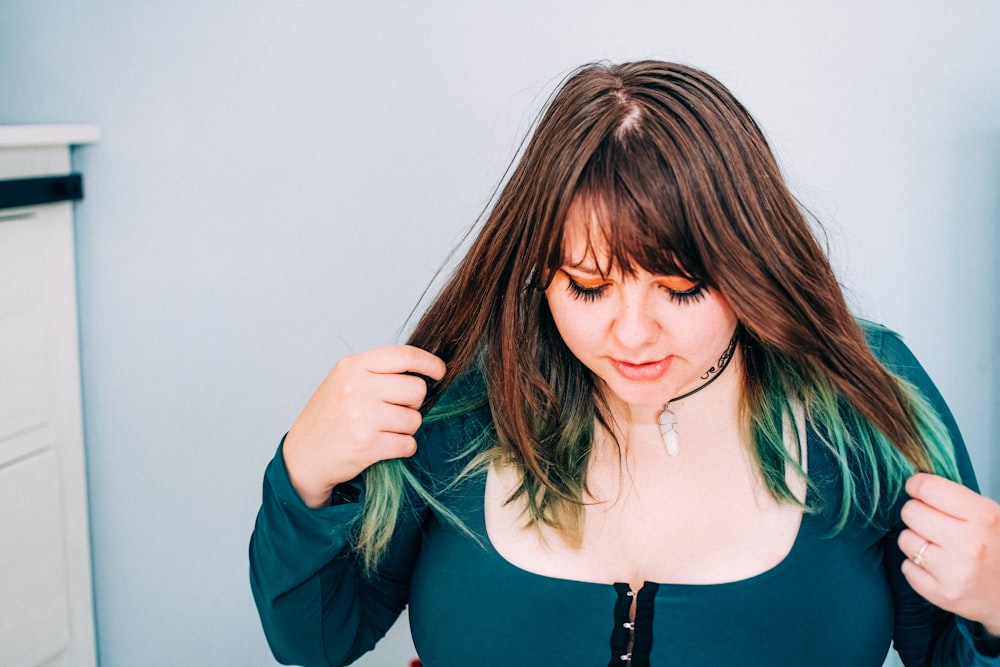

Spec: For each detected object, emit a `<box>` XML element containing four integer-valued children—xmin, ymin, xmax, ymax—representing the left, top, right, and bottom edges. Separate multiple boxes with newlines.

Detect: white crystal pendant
<box><xmin>657</xmin><ymin>406</ymin><xmax>680</xmax><ymax>457</ymax></box>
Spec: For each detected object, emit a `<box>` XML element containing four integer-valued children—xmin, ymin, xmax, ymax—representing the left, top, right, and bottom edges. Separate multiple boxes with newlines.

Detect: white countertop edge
<box><xmin>0</xmin><ymin>125</ymin><xmax>100</xmax><ymax>148</ymax></box>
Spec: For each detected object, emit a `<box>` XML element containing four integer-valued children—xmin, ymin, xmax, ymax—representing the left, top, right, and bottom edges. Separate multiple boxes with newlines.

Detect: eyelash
<box><xmin>565</xmin><ymin>280</ymin><xmax>606</xmax><ymax>303</ymax></box>
<box><xmin>565</xmin><ymin>278</ymin><xmax>707</xmax><ymax>304</ymax></box>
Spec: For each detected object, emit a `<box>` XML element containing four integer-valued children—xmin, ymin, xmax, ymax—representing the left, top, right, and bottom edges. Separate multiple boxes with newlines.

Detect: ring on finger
<box><xmin>913</xmin><ymin>541</ymin><xmax>929</xmax><ymax>568</ymax></box>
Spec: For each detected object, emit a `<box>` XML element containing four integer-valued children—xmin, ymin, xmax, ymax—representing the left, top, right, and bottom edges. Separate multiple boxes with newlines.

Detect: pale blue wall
<box><xmin>1</xmin><ymin>2</ymin><xmax>997</xmax><ymax>665</ymax></box>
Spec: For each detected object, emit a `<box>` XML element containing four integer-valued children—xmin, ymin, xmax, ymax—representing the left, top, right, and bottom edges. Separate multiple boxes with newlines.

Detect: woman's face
<box><xmin>544</xmin><ymin>206</ymin><xmax>739</xmax><ymax>417</ymax></box>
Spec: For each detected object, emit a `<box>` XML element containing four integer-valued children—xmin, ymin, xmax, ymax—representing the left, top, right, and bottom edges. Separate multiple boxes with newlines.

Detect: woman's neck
<box><xmin>602</xmin><ymin>348</ymin><xmax>744</xmax><ymax>444</ymax></box>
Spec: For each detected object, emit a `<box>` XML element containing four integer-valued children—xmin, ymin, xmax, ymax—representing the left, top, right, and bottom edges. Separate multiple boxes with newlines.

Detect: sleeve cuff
<box><xmin>251</xmin><ymin>439</ymin><xmax>364</xmax><ymax>596</ymax></box>
<box><xmin>958</xmin><ymin>617</ymin><xmax>1000</xmax><ymax>663</ymax></box>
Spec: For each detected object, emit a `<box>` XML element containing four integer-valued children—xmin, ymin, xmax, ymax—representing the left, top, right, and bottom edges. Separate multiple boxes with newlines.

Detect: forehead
<box><xmin>559</xmin><ymin>199</ymin><xmax>610</xmax><ymax>269</ymax></box>
<box><xmin>555</xmin><ymin>195</ymin><xmax>698</xmax><ymax>281</ymax></box>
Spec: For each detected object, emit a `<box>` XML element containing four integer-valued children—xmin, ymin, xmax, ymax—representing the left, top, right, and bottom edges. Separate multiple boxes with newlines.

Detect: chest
<box><xmin>483</xmin><ymin>430</ymin><xmax>806</xmax><ymax>591</ymax></box>
<box><xmin>408</xmin><ymin>434</ymin><xmax>894</xmax><ymax>667</ymax></box>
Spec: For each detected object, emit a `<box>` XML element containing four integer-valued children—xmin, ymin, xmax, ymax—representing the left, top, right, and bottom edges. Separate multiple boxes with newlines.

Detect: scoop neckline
<box><xmin>476</xmin><ymin>434</ymin><xmax>816</xmax><ymax>591</ymax></box>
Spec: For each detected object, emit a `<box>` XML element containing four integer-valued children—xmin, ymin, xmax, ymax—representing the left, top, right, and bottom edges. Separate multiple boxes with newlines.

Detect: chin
<box><xmin>601</xmin><ymin>382</ymin><xmax>670</xmax><ymax>411</ymax></box>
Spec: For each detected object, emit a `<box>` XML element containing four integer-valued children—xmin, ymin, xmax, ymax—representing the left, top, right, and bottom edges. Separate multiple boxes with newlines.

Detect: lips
<box><xmin>610</xmin><ymin>357</ymin><xmax>672</xmax><ymax>382</ymax></box>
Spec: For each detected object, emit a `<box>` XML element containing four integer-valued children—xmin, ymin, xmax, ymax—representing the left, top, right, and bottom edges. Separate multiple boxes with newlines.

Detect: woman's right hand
<box><xmin>282</xmin><ymin>345</ymin><xmax>447</xmax><ymax>508</ymax></box>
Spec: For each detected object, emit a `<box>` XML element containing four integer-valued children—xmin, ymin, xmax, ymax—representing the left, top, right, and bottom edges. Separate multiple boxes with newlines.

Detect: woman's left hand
<box><xmin>899</xmin><ymin>472</ymin><xmax>1000</xmax><ymax>636</ymax></box>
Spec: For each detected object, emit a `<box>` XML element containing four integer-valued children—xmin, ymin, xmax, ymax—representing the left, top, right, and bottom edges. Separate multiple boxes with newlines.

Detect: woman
<box><xmin>250</xmin><ymin>61</ymin><xmax>1000</xmax><ymax>666</ymax></box>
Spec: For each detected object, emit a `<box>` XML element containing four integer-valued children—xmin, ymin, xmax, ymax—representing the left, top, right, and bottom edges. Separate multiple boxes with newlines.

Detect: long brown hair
<box><xmin>357</xmin><ymin>61</ymin><xmax>951</xmax><ymax>564</ymax></box>
<box><xmin>418</xmin><ymin>60</ymin><xmax>932</xmax><ymax>452</ymax></box>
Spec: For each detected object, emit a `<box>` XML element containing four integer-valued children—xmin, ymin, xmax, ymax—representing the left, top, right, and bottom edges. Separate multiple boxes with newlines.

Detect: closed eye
<box><xmin>565</xmin><ymin>276</ymin><xmax>608</xmax><ymax>302</ymax></box>
<box><xmin>665</xmin><ymin>282</ymin><xmax>706</xmax><ymax>305</ymax></box>
<box><xmin>654</xmin><ymin>275</ymin><xmax>707</xmax><ymax>305</ymax></box>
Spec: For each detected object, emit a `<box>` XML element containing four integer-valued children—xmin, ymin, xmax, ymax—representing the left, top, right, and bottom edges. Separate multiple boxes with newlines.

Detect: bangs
<box><xmin>547</xmin><ymin>128</ymin><xmax>708</xmax><ymax>283</ymax></box>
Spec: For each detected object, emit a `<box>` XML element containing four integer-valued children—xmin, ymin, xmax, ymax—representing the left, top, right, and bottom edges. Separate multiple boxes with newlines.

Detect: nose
<box><xmin>610</xmin><ymin>289</ymin><xmax>660</xmax><ymax>350</ymax></box>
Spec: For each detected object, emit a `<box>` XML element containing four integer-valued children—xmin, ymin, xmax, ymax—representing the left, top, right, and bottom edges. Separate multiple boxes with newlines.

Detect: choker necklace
<box><xmin>657</xmin><ymin>330</ymin><xmax>739</xmax><ymax>457</ymax></box>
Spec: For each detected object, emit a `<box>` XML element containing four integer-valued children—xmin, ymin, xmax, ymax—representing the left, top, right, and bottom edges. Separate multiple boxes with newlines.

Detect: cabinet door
<box><xmin>0</xmin><ymin>446</ymin><xmax>71</xmax><ymax>666</ymax></box>
<box><xmin>0</xmin><ymin>203</ymin><xmax>95</xmax><ymax>667</ymax></box>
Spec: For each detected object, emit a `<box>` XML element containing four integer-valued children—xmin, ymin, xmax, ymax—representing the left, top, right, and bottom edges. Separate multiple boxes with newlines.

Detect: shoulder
<box><xmin>858</xmin><ymin>319</ymin><xmax>978</xmax><ymax>490</ymax></box>
<box><xmin>858</xmin><ymin>319</ymin><xmax>926</xmax><ymax>383</ymax></box>
<box><xmin>859</xmin><ymin>318</ymin><xmax>905</xmax><ymax>363</ymax></box>
<box><xmin>858</xmin><ymin>318</ymin><xmax>943</xmax><ymax>425</ymax></box>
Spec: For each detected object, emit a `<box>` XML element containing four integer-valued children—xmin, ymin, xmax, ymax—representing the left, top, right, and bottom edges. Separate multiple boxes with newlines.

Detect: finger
<box><xmin>897</xmin><ymin>528</ymin><xmax>939</xmax><ymax>576</ymax></box>
<box><xmin>900</xmin><ymin>498</ymin><xmax>966</xmax><ymax>548</ymax></box>
<box><xmin>375</xmin><ymin>403</ymin><xmax>424</xmax><ymax>437</ymax></box>
<box><xmin>371</xmin><ymin>372</ymin><xmax>432</xmax><ymax>410</ymax></box>
<box><xmin>364</xmin><ymin>345</ymin><xmax>447</xmax><ymax>380</ymax></box>
<box><xmin>905</xmin><ymin>473</ymin><xmax>980</xmax><ymax>521</ymax></box>
<box><xmin>901</xmin><ymin>556</ymin><xmax>939</xmax><ymax>603</ymax></box>
<box><xmin>371</xmin><ymin>431</ymin><xmax>419</xmax><ymax>461</ymax></box>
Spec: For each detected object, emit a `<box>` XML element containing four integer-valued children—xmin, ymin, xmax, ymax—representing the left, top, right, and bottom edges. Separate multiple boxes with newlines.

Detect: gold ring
<box><xmin>913</xmin><ymin>541</ymin><xmax>929</xmax><ymax>568</ymax></box>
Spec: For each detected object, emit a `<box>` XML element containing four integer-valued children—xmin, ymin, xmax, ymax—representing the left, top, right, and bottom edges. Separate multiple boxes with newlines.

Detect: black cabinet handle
<box><xmin>0</xmin><ymin>174</ymin><xmax>84</xmax><ymax>210</ymax></box>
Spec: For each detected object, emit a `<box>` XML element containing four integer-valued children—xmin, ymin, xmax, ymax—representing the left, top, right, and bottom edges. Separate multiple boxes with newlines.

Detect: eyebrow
<box><xmin>562</xmin><ymin>262</ymin><xmax>703</xmax><ymax>286</ymax></box>
<box><xmin>563</xmin><ymin>261</ymin><xmax>601</xmax><ymax>273</ymax></box>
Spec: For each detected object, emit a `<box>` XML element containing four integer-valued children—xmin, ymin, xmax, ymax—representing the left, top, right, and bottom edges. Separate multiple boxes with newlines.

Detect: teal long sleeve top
<box><xmin>250</xmin><ymin>326</ymin><xmax>1000</xmax><ymax>666</ymax></box>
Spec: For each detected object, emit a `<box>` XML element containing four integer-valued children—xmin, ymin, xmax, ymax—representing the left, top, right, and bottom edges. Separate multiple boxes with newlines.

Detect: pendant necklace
<box><xmin>657</xmin><ymin>330</ymin><xmax>739</xmax><ymax>457</ymax></box>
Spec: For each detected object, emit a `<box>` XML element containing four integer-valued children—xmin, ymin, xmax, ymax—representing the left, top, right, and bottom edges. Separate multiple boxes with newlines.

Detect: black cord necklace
<box><xmin>656</xmin><ymin>329</ymin><xmax>740</xmax><ymax>457</ymax></box>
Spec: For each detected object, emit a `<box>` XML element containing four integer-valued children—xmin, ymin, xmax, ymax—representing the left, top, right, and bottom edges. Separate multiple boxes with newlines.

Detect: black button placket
<box><xmin>608</xmin><ymin>583</ymin><xmax>657</xmax><ymax>666</ymax></box>
<box><xmin>631</xmin><ymin>583</ymin><xmax>657</xmax><ymax>666</ymax></box>
<box><xmin>609</xmin><ymin>583</ymin><xmax>633</xmax><ymax>666</ymax></box>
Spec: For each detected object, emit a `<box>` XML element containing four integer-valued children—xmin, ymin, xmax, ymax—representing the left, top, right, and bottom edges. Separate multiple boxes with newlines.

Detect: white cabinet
<box><xmin>0</xmin><ymin>126</ymin><xmax>98</xmax><ymax>667</ymax></box>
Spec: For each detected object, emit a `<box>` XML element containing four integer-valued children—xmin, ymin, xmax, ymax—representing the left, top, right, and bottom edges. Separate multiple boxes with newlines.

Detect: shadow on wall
<box><xmin>993</xmin><ymin>136</ymin><xmax>1000</xmax><ymax>499</ymax></box>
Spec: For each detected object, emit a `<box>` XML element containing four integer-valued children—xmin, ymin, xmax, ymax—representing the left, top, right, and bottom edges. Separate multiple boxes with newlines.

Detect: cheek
<box><xmin>710</xmin><ymin>293</ymin><xmax>739</xmax><ymax>330</ymax></box>
<box><xmin>545</xmin><ymin>293</ymin><xmax>598</xmax><ymax>350</ymax></box>
<box><xmin>688</xmin><ymin>294</ymin><xmax>739</xmax><ymax>340</ymax></box>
